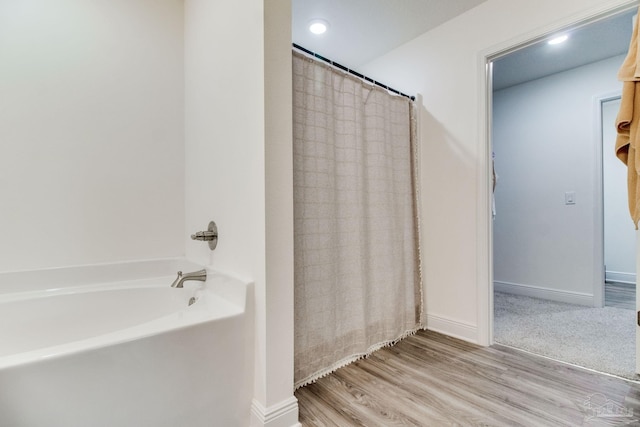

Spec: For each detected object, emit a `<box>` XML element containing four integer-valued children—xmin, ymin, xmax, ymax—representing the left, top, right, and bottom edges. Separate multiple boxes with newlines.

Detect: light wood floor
<box><xmin>295</xmin><ymin>330</ymin><xmax>640</xmax><ymax>426</ymax></box>
<box><xmin>605</xmin><ymin>281</ymin><xmax>635</xmax><ymax>310</ymax></box>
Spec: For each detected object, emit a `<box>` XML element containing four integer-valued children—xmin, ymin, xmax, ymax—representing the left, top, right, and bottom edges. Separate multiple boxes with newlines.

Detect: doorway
<box><xmin>488</xmin><ymin>7</ymin><xmax>638</xmax><ymax>379</ymax></box>
<box><xmin>602</xmin><ymin>96</ymin><xmax>637</xmax><ymax>308</ymax></box>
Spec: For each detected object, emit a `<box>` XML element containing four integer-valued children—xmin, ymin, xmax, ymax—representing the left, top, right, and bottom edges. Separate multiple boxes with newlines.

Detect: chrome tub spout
<box><xmin>170</xmin><ymin>269</ymin><xmax>207</xmax><ymax>288</ymax></box>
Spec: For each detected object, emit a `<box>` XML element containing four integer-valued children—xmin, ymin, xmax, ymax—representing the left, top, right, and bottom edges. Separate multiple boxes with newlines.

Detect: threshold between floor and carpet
<box><xmin>494</xmin><ymin>291</ymin><xmax>640</xmax><ymax>381</ymax></box>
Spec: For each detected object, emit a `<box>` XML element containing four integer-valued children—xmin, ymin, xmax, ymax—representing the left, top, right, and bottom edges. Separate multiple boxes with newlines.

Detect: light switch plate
<box><xmin>565</xmin><ymin>191</ymin><xmax>576</xmax><ymax>205</ymax></box>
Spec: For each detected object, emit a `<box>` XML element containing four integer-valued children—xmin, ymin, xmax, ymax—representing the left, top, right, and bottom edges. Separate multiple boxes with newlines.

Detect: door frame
<box><xmin>477</xmin><ymin>0</ymin><xmax>639</xmax><ymax>346</ymax></box>
<box><xmin>595</xmin><ymin>91</ymin><xmax>623</xmax><ymax>308</ymax></box>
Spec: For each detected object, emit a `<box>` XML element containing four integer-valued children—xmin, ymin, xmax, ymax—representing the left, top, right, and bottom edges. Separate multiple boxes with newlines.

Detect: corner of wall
<box><xmin>425</xmin><ymin>314</ymin><xmax>479</xmax><ymax>344</ymax></box>
<box><xmin>250</xmin><ymin>397</ymin><xmax>301</xmax><ymax>427</ymax></box>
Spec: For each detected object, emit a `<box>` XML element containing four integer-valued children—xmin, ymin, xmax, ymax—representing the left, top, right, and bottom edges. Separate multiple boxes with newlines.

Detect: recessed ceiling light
<box><xmin>548</xmin><ymin>35</ymin><xmax>568</xmax><ymax>45</ymax></box>
<box><xmin>309</xmin><ymin>19</ymin><xmax>329</xmax><ymax>35</ymax></box>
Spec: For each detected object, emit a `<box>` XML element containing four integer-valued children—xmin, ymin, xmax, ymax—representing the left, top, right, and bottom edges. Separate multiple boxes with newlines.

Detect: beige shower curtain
<box><xmin>292</xmin><ymin>51</ymin><xmax>422</xmax><ymax>388</ymax></box>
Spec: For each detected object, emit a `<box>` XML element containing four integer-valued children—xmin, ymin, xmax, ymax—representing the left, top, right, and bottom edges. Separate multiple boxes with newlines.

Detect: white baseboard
<box><xmin>425</xmin><ymin>314</ymin><xmax>478</xmax><ymax>344</ymax></box>
<box><xmin>605</xmin><ymin>271</ymin><xmax>636</xmax><ymax>285</ymax></box>
<box><xmin>494</xmin><ymin>281</ymin><xmax>594</xmax><ymax>306</ymax></box>
<box><xmin>250</xmin><ymin>396</ymin><xmax>300</xmax><ymax>427</ymax></box>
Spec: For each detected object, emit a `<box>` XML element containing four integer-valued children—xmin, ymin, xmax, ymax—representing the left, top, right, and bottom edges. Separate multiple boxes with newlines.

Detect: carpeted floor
<box><xmin>494</xmin><ymin>291</ymin><xmax>639</xmax><ymax>381</ymax></box>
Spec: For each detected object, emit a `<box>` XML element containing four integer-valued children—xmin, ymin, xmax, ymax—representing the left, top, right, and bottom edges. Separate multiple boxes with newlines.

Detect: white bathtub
<box><xmin>0</xmin><ymin>259</ymin><xmax>254</xmax><ymax>427</ymax></box>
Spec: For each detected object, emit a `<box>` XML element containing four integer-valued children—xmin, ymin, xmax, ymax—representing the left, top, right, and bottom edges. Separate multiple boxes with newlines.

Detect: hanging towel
<box><xmin>616</xmin><ymin>12</ymin><xmax>640</xmax><ymax>229</ymax></box>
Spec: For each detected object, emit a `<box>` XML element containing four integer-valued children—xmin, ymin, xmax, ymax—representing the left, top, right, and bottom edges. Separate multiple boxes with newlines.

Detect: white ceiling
<box><xmin>492</xmin><ymin>9</ymin><xmax>634</xmax><ymax>91</ymax></box>
<box><xmin>292</xmin><ymin>2</ymin><xmax>635</xmax><ymax>92</ymax></box>
<box><xmin>292</xmin><ymin>0</ymin><xmax>487</xmax><ymax>68</ymax></box>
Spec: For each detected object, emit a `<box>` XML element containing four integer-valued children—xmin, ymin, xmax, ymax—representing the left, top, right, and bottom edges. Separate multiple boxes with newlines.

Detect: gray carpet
<box><xmin>494</xmin><ymin>291</ymin><xmax>639</xmax><ymax>381</ymax></box>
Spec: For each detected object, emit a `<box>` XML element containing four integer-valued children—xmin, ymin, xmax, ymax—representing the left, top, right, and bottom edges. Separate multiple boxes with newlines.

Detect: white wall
<box><xmin>2</xmin><ymin>0</ymin><xmax>296</xmax><ymax>424</ymax></box>
<box><xmin>184</xmin><ymin>1</ymin><xmax>298</xmax><ymax>426</ymax></box>
<box><xmin>184</xmin><ymin>0</ymin><xmax>264</xmax><ymax>274</ymax></box>
<box><xmin>359</xmin><ymin>0</ymin><xmax>636</xmax><ymax>344</ymax></box>
<box><xmin>603</xmin><ymin>97</ymin><xmax>637</xmax><ymax>283</ymax></box>
<box><xmin>264</xmin><ymin>0</ymin><xmax>297</xmax><ymax>420</ymax></box>
<box><xmin>0</xmin><ymin>0</ymin><xmax>185</xmax><ymax>271</ymax></box>
<box><xmin>492</xmin><ymin>55</ymin><xmax>624</xmax><ymax>303</ymax></box>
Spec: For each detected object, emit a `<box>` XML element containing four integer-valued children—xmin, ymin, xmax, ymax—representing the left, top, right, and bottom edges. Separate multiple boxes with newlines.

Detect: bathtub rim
<box><xmin>0</xmin><ymin>265</ymin><xmax>252</xmax><ymax>371</ymax></box>
<box><xmin>0</xmin><ymin>257</ymin><xmax>204</xmax><ymax>296</ymax></box>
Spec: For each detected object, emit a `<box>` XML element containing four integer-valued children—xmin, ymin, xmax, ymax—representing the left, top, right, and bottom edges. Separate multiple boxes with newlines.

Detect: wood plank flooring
<box><xmin>295</xmin><ymin>330</ymin><xmax>640</xmax><ymax>426</ymax></box>
<box><xmin>605</xmin><ymin>281</ymin><xmax>635</xmax><ymax>310</ymax></box>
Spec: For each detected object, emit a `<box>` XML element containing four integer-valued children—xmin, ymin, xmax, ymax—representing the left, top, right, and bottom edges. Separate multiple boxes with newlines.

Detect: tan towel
<box><xmin>616</xmin><ymin>12</ymin><xmax>640</xmax><ymax>229</ymax></box>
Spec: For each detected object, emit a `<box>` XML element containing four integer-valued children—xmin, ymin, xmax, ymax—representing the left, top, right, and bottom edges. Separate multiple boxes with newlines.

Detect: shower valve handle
<box><xmin>190</xmin><ymin>221</ymin><xmax>218</xmax><ymax>250</ymax></box>
<box><xmin>191</xmin><ymin>231</ymin><xmax>216</xmax><ymax>241</ymax></box>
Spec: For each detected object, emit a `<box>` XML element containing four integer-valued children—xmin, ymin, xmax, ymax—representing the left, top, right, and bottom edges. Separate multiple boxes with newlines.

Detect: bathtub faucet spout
<box><xmin>170</xmin><ymin>269</ymin><xmax>207</xmax><ymax>288</ymax></box>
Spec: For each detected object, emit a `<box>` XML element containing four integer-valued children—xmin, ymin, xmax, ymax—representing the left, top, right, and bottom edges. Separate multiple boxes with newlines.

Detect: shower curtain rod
<box><xmin>293</xmin><ymin>43</ymin><xmax>415</xmax><ymax>101</ymax></box>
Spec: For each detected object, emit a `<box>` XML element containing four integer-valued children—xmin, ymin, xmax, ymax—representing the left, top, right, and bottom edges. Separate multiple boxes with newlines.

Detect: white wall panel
<box><xmin>0</xmin><ymin>0</ymin><xmax>185</xmax><ymax>271</ymax></box>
